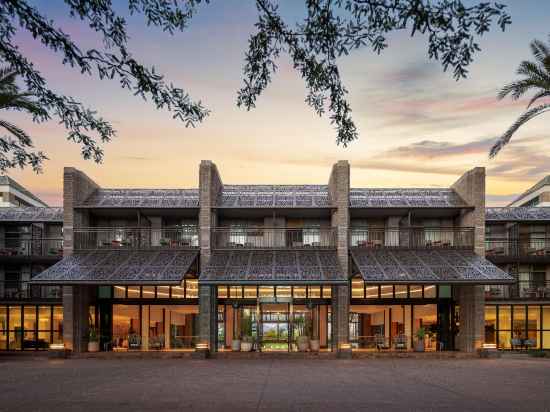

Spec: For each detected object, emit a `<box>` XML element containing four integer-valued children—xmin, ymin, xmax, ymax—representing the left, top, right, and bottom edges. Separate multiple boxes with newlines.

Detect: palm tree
<box><xmin>0</xmin><ymin>65</ymin><xmax>47</xmax><ymax>171</ymax></box>
<box><xmin>490</xmin><ymin>35</ymin><xmax>550</xmax><ymax>158</ymax></box>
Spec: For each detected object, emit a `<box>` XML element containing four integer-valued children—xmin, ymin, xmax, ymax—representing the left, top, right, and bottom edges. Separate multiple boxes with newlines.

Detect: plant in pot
<box><xmin>240</xmin><ymin>315</ymin><xmax>253</xmax><ymax>352</ymax></box>
<box><xmin>414</xmin><ymin>327</ymin><xmax>426</xmax><ymax>352</ymax></box>
<box><xmin>307</xmin><ymin>310</ymin><xmax>320</xmax><ymax>352</ymax></box>
<box><xmin>88</xmin><ymin>326</ymin><xmax>99</xmax><ymax>352</ymax></box>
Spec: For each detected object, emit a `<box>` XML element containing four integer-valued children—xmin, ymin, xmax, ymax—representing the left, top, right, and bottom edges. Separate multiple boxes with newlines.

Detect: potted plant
<box><xmin>88</xmin><ymin>326</ymin><xmax>99</xmax><ymax>352</ymax></box>
<box><xmin>307</xmin><ymin>312</ymin><xmax>320</xmax><ymax>352</ymax></box>
<box><xmin>240</xmin><ymin>316</ymin><xmax>253</xmax><ymax>352</ymax></box>
<box><xmin>295</xmin><ymin>316</ymin><xmax>309</xmax><ymax>352</ymax></box>
<box><xmin>414</xmin><ymin>327</ymin><xmax>425</xmax><ymax>352</ymax></box>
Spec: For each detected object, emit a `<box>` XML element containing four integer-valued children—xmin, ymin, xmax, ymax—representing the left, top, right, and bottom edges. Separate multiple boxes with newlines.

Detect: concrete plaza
<box><xmin>0</xmin><ymin>357</ymin><xmax>549</xmax><ymax>411</ymax></box>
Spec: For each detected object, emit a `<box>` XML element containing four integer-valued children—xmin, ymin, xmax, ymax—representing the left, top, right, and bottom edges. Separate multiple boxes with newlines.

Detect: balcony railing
<box><xmin>0</xmin><ymin>281</ymin><xmax>62</xmax><ymax>300</ymax></box>
<box><xmin>74</xmin><ymin>227</ymin><xmax>199</xmax><ymax>250</ymax></box>
<box><xmin>0</xmin><ymin>238</ymin><xmax>63</xmax><ymax>258</ymax></box>
<box><xmin>350</xmin><ymin>227</ymin><xmax>474</xmax><ymax>249</ymax></box>
<box><xmin>485</xmin><ymin>238</ymin><xmax>550</xmax><ymax>259</ymax></box>
<box><xmin>211</xmin><ymin>227</ymin><xmax>337</xmax><ymax>249</ymax></box>
<box><xmin>485</xmin><ymin>281</ymin><xmax>550</xmax><ymax>300</ymax></box>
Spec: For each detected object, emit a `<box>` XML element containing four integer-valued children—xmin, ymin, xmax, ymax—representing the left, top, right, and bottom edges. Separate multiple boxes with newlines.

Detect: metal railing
<box><xmin>0</xmin><ymin>281</ymin><xmax>62</xmax><ymax>299</ymax></box>
<box><xmin>211</xmin><ymin>227</ymin><xmax>337</xmax><ymax>249</ymax></box>
<box><xmin>485</xmin><ymin>281</ymin><xmax>550</xmax><ymax>299</ymax></box>
<box><xmin>74</xmin><ymin>227</ymin><xmax>199</xmax><ymax>250</ymax></box>
<box><xmin>350</xmin><ymin>227</ymin><xmax>474</xmax><ymax>249</ymax></box>
<box><xmin>485</xmin><ymin>238</ymin><xmax>550</xmax><ymax>258</ymax></box>
<box><xmin>0</xmin><ymin>238</ymin><xmax>63</xmax><ymax>258</ymax></box>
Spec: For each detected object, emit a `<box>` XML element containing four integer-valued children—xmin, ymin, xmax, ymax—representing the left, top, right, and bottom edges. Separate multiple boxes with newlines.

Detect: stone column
<box><xmin>198</xmin><ymin>160</ymin><xmax>223</xmax><ymax>350</ymax></box>
<box><xmin>62</xmin><ymin>167</ymin><xmax>99</xmax><ymax>352</ymax></box>
<box><xmin>328</xmin><ymin>161</ymin><xmax>350</xmax><ymax>351</ymax></box>
<box><xmin>451</xmin><ymin>167</ymin><xmax>486</xmax><ymax>352</ymax></box>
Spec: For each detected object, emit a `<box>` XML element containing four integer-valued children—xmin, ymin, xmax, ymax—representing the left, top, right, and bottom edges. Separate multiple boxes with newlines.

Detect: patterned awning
<box><xmin>200</xmin><ymin>250</ymin><xmax>346</xmax><ymax>284</ymax></box>
<box><xmin>350</xmin><ymin>248</ymin><xmax>512</xmax><ymax>284</ymax></box>
<box><xmin>350</xmin><ymin>188</ymin><xmax>469</xmax><ymax>208</ymax></box>
<box><xmin>217</xmin><ymin>185</ymin><xmax>331</xmax><ymax>208</ymax></box>
<box><xmin>31</xmin><ymin>250</ymin><xmax>198</xmax><ymax>285</ymax></box>
<box><xmin>0</xmin><ymin>207</ymin><xmax>63</xmax><ymax>222</ymax></box>
<box><xmin>486</xmin><ymin>207</ymin><xmax>550</xmax><ymax>222</ymax></box>
<box><xmin>78</xmin><ymin>189</ymin><xmax>199</xmax><ymax>208</ymax></box>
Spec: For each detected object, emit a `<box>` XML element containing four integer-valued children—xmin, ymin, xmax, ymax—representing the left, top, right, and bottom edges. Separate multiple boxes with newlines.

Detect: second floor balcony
<box><xmin>0</xmin><ymin>238</ymin><xmax>63</xmax><ymax>259</ymax></box>
<box><xmin>74</xmin><ymin>227</ymin><xmax>199</xmax><ymax>250</ymax></box>
<box><xmin>350</xmin><ymin>227</ymin><xmax>474</xmax><ymax>249</ymax></box>
<box><xmin>0</xmin><ymin>281</ymin><xmax>62</xmax><ymax>300</ymax></box>
<box><xmin>485</xmin><ymin>238</ymin><xmax>550</xmax><ymax>260</ymax></box>
<box><xmin>485</xmin><ymin>280</ymin><xmax>550</xmax><ymax>300</ymax></box>
<box><xmin>211</xmin><ymin>227</ymin><xmax>337</xmax><ymax>249</ymax></box>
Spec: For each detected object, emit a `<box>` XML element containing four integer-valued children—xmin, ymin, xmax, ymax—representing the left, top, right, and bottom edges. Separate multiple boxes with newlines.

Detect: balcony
<box><xmin>0</xmin><ymin>238</ymin><xmax>63</xmax><ymax>259</ymax></box>
<box><xmin>74</xmin><ymin>227</ymin><xmax>199</xmax><ymax>250</ymax></box>
<box><xmin>350</xmin><ymin>227</ymin><xmax>474</xmax><ymax>249</ymax></box>
<box><xmin>0</xmin><ymin>281</ymin><xmax>62</xmax><ymax>300</ymax></box>
<box><xmin>485</xmin><ymin>281</ymin><xmax>550</xmax><ymax>300</ymax></box>
<box><xmin>485</xmin><ymin>238</ymin><xmax>550</xmax><ymax>262</ymax></box>
<box><xmin>211</xmin><ymin>227</ymin><xmax>337</xmax><ymax>249</ymax></box>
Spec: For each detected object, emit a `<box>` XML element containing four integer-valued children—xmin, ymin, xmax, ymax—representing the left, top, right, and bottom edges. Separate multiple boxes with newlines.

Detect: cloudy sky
<box><xmin>3</xmin><ymin>1</ymin><xmax>550</xmax><ymax>206</ymax></box>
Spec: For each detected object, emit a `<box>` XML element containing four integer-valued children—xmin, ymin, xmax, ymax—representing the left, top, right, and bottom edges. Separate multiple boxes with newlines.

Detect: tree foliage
<box><xmin>490</xmin><ymin>34</ymin><xmax>550</xmax><ymax>158</ymax></box>
<box><xmin>0</xmin><ymin>0</ymin><xmax>511</xmax><ymax>172</ymax></box>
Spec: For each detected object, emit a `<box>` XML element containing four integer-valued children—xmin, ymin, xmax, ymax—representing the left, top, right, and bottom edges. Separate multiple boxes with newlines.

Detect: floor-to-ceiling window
<box><xmin>485</xmin><ymin>304</ymin><xmax>550</xmax><ymax>349</ymax></box>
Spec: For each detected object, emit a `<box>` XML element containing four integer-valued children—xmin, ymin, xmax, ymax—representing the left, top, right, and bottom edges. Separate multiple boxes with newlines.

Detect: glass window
<box><xmin>498</xmin><ymin>331</ymin><xmax>511</xmax><ymax>349</ymax></box>
<box><xmin>543</xmin><ymin>306</ymin><xmax>550</xmax><ymax>330</ymax></box>
<box><xmin>485</xmin><ymin>306</ymin><xmax>497</xmax><ymax>344</ymax></box>
<box><xmin>217</xmin><ymin>286</ymin><xmax>228</xmax><ymax>299</ymax></box>
<box><xmin>127</xmin><ymin>286</ymin><xmax>141</xmax><ymax>298</ymax></box>
<box><xmin>308</xmin><ymin>286</ymin><xmax>321</xmax><ymax>299</ymax></box>
<box><xmin>351</xmin><ymin>278</ymin><xmax>364</xmax><ymax>299</ymax></box>
<box><xmin>185</xmin><ymin>279</ymin><xmax>198</xmax><ymax>298</ymax></box>
<box><xmin>142</xmin><ymin>286</ymin><xmax>155</xmax><ymax>298</ymax></box>
<box><xmin>112</xmin><ymin>304</ymin><xmax>140</xmax><ymax>350</ymax></box>
<box><xmin>439</xmin><ymin>285</ymin><xmax>452</xmax><ymax>298</ymax></box>
<box><xmin>244</xmin><ymin>286</ymin><xmax>257</xmax><ymax>299</ymax></box>
<box><xmin>409</xmin><ymin>285</ymin><xmax>423</xmax><ymax>298</ymax></box>
<box><xmin>23</xmin><ymin>306</ymin><xmax>36</xmax><ymax>331</ymax></box>
<box><xmin>9</xmin><ymin>306</ymin><xmax>21</xmax><ymax>330</ymax></box>
<box><xmin>512</xmin><ymin>306</ymin><xmax>526</xmax><ymax>338</ymax></box>
<box><xmin>498</xmin><ymin>306</ymin><xmax>511</xmax><ymax>331</ymax></box>
<box><xmin>171</xmin><ymin>285</ymin><xmax>185</xmax><ymax>299</ymax></box>
<box><xmin>229</xmin><ymin>286</ymin><xmax>242</xmax><ymax>299</ymax></box>
<box><xmin>98</xmin><ymin>286</ymin><xmax>112</xmax><ymax>299</ymax></box>
<box><xmin>276</xmin><ymin>286</ymin><xmax>291</xmax><ymax>298</ymax></box>
<box><xmin>394</xmin><ymin>285</ymin><xmax>407</xmax><ymax>299</ymax></box>
<box><xmin>322</xmin><ymin>286</ymin><xmax>332</xmax><ymax>298</ymax></box>
<box><xmin>53</xmin><ymin>306</ymin><xmax>63</xmax><ymax>331</ymax></box>
<box><xmin>0</xmin><ymin>306</ymin><xmax>7</xmax><ymax>333</ymax></box>
<box><xmin>380</xmin><ymin>285</ymin><xmax>393</xmax><ymax>299</ymax></box>
<box><xmin>365</xmin><ymin>285</ymin><xmax>379</xmax><ymax>299</ymax></box>
<box><xmin>423</xmin><ymin>285</ymin><xmax>437</xmax><ymax>298</ymax></box>
<box><xmin>293</xmin><ymin>286</ymin><xmax>306</xmax><ymax>298</ymax></box>
<box><xmin>148</xmin><ymin>306</ymin><xmax>165</xmax><ymax>350</ymax></box>
<box><xmin>113</xmin><ymin>286</ymin><xmax>126</xmax><ymax>298</ymax></box>
<box><xmin>413</xmin><ymin>304</ymin><xmax>438</xmax><ymax>350</ymax></box>
<box><xmin>527</xmin><ymin>306</ymin><xmax>540</xmax><ymax>331</ymax></box>
<box><xmin>543</xmin><ymin>331</ymin><xmax>550</xmax><ymax>350</ymax></box>
<box><xmin>157</xmin><ymin>286</ymin><xmax>170</xmax><ymax>299</ymax></box>
<box><xmin>259</xmin><ymin>286</ymin><xmax>274</xmax><ymax>298</ymax></box>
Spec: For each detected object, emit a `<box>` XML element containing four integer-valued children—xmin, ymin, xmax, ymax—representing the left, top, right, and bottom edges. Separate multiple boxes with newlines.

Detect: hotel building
<box><xmin>3</xmin><ymin>162</ymin><xmax>550</xmax><ymax>353</ymax></box>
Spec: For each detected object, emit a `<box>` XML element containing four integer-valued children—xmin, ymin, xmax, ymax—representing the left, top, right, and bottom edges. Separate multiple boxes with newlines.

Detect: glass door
<box><xmin>259</xmin><ymin>303</ymin><xmax>290</xmax><ymax>351</ymax></box>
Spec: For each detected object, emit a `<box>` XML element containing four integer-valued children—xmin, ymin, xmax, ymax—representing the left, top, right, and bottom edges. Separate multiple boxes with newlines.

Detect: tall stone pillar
<box><xmin>328</xmin><ymin>161</ymin><xmax>350</xmax><ymax>350</ymax></box>
<box><xmin>451</xmin><ymin>167</ymin><xmax>486</xmax><ymax>352</ymax></box>
<box><xmin>62</xmin><ymin>167</ymin><xmax>99</xmax><ymax>352</ymax></box>
<box><xmin>198</xmin><ymin>160</ymin><xmax>223</xmax><ymax>350</ymax></box>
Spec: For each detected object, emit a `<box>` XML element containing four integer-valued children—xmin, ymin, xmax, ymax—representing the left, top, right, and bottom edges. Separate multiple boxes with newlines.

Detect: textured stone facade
<box><xmin>451</xmin><ymin>167</ymin><xmax>486</xmax><ymax>352</ymax></box>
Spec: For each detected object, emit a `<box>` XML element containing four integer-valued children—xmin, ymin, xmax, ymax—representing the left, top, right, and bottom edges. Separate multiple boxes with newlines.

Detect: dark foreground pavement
<box><xmin>0</xmin><ymin>357</ymin><xmax>549</xmax><ymax>412</ymax></box>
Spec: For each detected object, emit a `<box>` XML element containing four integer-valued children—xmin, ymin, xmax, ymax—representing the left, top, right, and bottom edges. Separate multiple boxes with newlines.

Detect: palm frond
<box><xmin>527</xmin><ymin>90</ymin><xmax>550</xmax><ymax>108</ymax></box>
<box><xmin>497</xmin><ymin>79</ymin><xmax>546</xmax><ymax>100</ymax></box>
<box><xmin>530</xmin><ymin>39</ymin><xmax>550</xmax><ymax>65</ymax></box>
<box><xmin>0</xmin><ymin>119</ymin><xmax>33</xmax><ymax>146</ymax></box>
<box><xmin>517</xmin><ymin>60</ymin><xmax>550</xmax><ymax>83</ymax></box>
<box><xmin>489</xmin><ymin>103</ymin><xmax>550</xmax><ymax>158</ymax></box>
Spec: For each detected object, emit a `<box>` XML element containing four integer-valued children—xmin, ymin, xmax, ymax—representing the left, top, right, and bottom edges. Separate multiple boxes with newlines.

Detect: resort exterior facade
<box><xmin>5</xmin><ymin>162</ymin><xmax>550</xmax><ymax>354</ymax></box>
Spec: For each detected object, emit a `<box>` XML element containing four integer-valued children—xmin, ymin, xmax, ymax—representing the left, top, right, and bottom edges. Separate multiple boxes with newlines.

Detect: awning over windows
<box><xmin>350</xmin><ymin>248</ymin><xmax>513</xmax><ymax>284</ymax></box>
<box><xmin>200</xmin><ymin>250</ymin><xmax>346</xmax><ymax>285</ymax></box>
<box><xmin>30</xmin><ymin>250</ymin><xmax>198</xmax><ymax>285</ymax></box>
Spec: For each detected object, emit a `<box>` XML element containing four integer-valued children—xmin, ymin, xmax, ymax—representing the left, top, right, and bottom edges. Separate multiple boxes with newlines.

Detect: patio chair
<box><xmin>524</xmin><ymin>339</ymin><xmax>536</xmax><ymax>349</ymax></box>
<box><xmin>510</xmin><ymin>338</ymin><xmax>523</xmax><ymax>350</ymax></box>
<box><xmin>394</xmin><ymin>334</ymin><xmax>407</xmax><ymax>351</ymax></box>
<box><xmin>374</xmin><ymin>334</ymin><xmax>389</xmax><ymax>351</ymax></box>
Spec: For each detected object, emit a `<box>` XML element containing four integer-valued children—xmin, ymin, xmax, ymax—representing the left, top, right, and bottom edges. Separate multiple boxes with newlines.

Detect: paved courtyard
<box><xmin>0</xmin><ymin>356</ymin><xmax>549</xmax><ymax>411</ymax></box>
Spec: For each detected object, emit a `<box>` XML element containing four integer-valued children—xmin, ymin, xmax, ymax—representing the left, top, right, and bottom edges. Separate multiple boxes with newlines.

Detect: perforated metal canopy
<box><xmin>350</xmin><ymin>188</ymin><xmax>469</xmax><ymax>208</ymax></box>
<box><xmin>350</xmin><ymin>248</ymin><xmax>512</xmax><ymax>284</ymax></box>
<box><xmin>78</xmin><ymin>189</ymin><xmax>199</xmax><ymax>208</ymax></box>
<box><xmin>200</xmin><ymin>250</ymin><xmax>346</xmax><ymax>284</ymax></box>
<box><xmin>31</xmin><ymin>250</ymin><xmax>198</xmax><ymax>285</ymax></box>
<box><xmin>216</xmin><ymin>185</ymin><xmax>331</xmax><ymax>208</ymax></box>
<box><xmin>486</xmin><ymin>207</ymin><xmax>550</xmax><ymax>222</ymax></box>
<box><xmin>0</xmin><ymin>207</ymin><xmax>63</xmax><ymax>222</ymax></box>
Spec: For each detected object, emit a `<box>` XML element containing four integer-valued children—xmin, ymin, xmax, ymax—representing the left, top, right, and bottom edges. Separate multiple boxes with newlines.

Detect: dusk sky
<box><xmin>4</xmin><ymin>1</ymin><xmax>550</xmax><ymax>206</ymax></box>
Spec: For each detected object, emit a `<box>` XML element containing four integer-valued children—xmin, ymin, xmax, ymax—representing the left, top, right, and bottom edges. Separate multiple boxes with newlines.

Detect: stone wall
<box><xmin>451</xmin><ymin>167</ymin><xmax>486</xmax><ymax>352</ymax></box>
<box><xmin>328</xmin><ymin>161</ymin><xmax>350</xmax><ymax>349</ymax></box>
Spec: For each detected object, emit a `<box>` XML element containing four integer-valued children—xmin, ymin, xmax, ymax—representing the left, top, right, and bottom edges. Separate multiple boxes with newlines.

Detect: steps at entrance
<box><xmin>213</xmin><ymin>351</ymin><xmax>337</xmax><ymax>359</ymax></box>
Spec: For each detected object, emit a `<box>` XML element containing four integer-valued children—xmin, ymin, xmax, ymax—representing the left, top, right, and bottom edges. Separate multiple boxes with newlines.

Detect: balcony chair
<box><xmin>510</xmin><ymin>338</ymin><xmax>523</xmax><ymax>350</ymax></box>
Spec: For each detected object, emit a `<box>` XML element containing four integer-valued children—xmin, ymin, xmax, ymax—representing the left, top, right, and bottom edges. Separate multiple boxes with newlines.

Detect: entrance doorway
<box><xmin>259</xmin><ymin>303</ymin><xmax>290</xmax><ymax>351</ymax></box>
